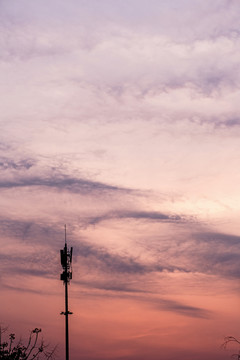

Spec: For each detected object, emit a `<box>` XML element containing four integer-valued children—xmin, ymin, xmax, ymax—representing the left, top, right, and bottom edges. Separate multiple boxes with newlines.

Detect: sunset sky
<box><xmin>0</xmin><ymin>1</ymin><xmax>240</xmax><ymax>359</ymax></box>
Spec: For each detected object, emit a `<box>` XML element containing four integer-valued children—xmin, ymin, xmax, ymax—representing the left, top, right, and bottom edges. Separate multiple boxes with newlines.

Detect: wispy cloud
<box><xmin>1</xmin><ymin>215</ymin><xmax>239</xmax><ymax>281</ymax></box>
<box><xmin>0</xmin><ymin>157</ymin><xmax>35</xmax><ymax>170</ymax></box>
<box><xmin>195</xmin><ymin>231</ymin><xmax>240</xmax><ymax>246</ymax></box>
<box><xmin>149</xmin><ymin>297</ymin><xmax>211</xmax><ymax>319</ymax></box>
<box><xmin>0</xmin><ymin>174</ymin><xmax>132</xmax><ymax>195</ymax></box>
<box><xmin>83</xmin><ymin>210</ymin><xmax>182</xmax><ymax>227</ymax></box>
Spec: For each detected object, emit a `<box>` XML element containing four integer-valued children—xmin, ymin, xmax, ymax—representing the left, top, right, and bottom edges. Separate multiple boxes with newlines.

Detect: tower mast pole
<box><xmin>64</xmin><ymin>225</ymin><xmax>69</xmax><ymax>360</ymax></box>
<box><xmin>60</xmin><ymin>225</ymin><xmax>73</xmax><ymax>360</ymax></box>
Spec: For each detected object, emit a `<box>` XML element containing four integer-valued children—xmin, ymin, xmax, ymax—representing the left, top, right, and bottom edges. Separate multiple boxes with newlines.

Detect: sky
<box><xmin>0</xmin><ymin>0</ymin><xmax>240</xmax><ymax>359</ymax></box>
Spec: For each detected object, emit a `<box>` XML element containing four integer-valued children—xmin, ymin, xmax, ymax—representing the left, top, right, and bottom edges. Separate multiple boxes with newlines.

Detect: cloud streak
<box><xmin>71</xmin><ymin>237</ymin><xmax>191</xmax><ymax>276</ymax></box>
<box><xmin>0</xmin><ymin>157</ymin><xmax>35</xmax><ymax>170</ymax></box>
<box><xmin>0</xmin><ymin>174</ymin><xmax>132</xmax><ymax>195</ymax></box>
<box><xmin>1</xmin><ymin>215</ymin><xmax>239</xmax><ymax>282</ymax></box>
<box><xmin>149</xmin><ymin>297</ymin><xmax>210</xmax><ymax>319</ymax></box>
<box><xmin>84</xmin><ymin>210</ymin><xmax>182</xmax><ymax>227</ymax></box>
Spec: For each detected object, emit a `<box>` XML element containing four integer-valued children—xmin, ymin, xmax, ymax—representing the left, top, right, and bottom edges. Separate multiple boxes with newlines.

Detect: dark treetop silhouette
<box><xmin>0</xmin><ymin>327</ymin><xmax>56</xmax><ymax>360</ymax></box>
<box><xmin>222</xmin><ymin>336</ymin><xmax>240</xmax><ymax>360</ymax></box>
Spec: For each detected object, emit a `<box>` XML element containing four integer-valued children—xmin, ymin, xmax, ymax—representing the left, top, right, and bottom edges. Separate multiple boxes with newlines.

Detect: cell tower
<box><xmin>60</xmin><ymin>225</ymin><xmax>73</xmax><ymax>360</ymax></box>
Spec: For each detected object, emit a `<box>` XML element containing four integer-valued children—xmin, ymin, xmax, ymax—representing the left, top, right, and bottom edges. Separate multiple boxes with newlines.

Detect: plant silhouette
<box><xmin>0</xmin><ymin>327</ymin><xmax>56</xmax><ymax>360</ymax></box>
<box><xmin>222</xmin><ymin>336</ymin><xmax>240</xmax><ymax>359</ymax></box>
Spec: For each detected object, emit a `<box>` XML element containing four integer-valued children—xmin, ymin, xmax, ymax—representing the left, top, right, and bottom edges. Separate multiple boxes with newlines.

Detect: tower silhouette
<box><xmin>60</xmin><ymin>225</ymin><xmax>73</xmax><ymax>360</ymax></box>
